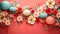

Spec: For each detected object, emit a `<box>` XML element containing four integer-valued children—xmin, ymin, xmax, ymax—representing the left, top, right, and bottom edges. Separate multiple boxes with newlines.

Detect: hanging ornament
<box><xmin>39</xmin><ymin>12</ymin><xmax>48</xmax><ymax>18</ymax></box>
<box><xmin>28</xmin><ymin>15</ymin><xmax>36</xmax><ymax>24</ymax></box>
<box><xmin>1</xmin><ymin>0</ymin><xmax>11</xmax><ymax>10</ymax></box>
<box><xmin>23</xmin><ymin>9</ymin><xmax>31</xmax><ymax>16</ymax></box>
<box><xmin>10</xmin><ymin>6</ymin><xmax>17</xmax><ymax>12</ymax></box>
<box><xmin>46</xmin><ymin>16</ymin><xmax>55</xmax><ymax>25</ymax></box>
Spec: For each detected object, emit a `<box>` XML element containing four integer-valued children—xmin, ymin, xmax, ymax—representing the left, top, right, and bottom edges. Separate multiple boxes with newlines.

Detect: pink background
<box><xmin>0</xmin><ymin>0</ymin><xmax>60</xmax><ymax>34</ymax></box>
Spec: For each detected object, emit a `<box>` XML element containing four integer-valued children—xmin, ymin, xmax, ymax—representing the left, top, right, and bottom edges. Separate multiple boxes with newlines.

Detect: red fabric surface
<box><xmin>0</xmin><ymin>0</ymin><xmax>60</xmax><ymax>34</ymax></box>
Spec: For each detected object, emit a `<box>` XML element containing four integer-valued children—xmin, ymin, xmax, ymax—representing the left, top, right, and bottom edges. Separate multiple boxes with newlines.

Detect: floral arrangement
<box><xmin>0</xmin><ymin>0</ymin><xmax>60</xmax><ymax>30</ymax></box>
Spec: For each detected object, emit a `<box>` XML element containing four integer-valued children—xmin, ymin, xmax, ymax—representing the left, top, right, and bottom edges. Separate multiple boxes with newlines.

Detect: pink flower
<box><xmin>2</xmin><ymin>11</ymin><xmax>8</xmax><ymax>17</ymax></box>
<box><xmin>5</xmin><ymin>20</ymin><xmax>10</xmax><ymax>26</ymax></box>
<box><xmin>3</xmin><ymin>18</ymin><xmax>10</xmax><ymax>26</ymax></box>
<box><xmin>16</xmin><ymin>15</ymin><xmax>23</xmax><ymax>22</ymax></box>
<box><xmin>37</xmin><ymin>6</ymin><xmax>43</xmax><ymax>13</ymax></box>
<box><xmin>37</xmin><ymin>4</ymin><xmax>47</xmax><ymax>13</ymax></box>
<box><xmin>33</xmin><ymin>12</ymin><xmax>39</xmax><ymax>17</ymax></box>
<box><xmin>56</xmin><ymin>13</ymin><xmax>60</xmax><ymax>18</ymax></box>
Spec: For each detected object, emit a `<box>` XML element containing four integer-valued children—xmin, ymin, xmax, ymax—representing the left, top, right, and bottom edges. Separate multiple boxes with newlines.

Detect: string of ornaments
<box><xmin>0</xmin><ymin>0</ymin><xmax>60</xmax><ymax>30</ymax></box>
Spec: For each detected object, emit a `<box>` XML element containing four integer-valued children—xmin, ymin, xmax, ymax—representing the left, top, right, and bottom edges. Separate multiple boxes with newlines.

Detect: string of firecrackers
<box><xmin>0</xmin><ymin>0</ymin><xmax>60</xmax><ymax>30</ymax></box>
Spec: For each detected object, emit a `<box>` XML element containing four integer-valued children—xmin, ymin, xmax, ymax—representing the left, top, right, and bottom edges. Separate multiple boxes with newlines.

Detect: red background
<box><xmin>0</xmin><ymin>0</ymin><xmax>60</xmax><ymax>34</ymax></box>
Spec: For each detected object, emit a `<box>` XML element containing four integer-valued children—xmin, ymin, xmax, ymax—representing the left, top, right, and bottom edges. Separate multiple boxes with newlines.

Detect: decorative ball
<box><xmin>1</xmin><ymin>1</ymin><xmax>11</xmax><ymax>10</ymax></box>
<box><xmin>23</xmin><ymin>9</ymin><xmax>31</xmax><ymax>16</ymax></box>
<box><xmin>46</xmin><ymin>16</ymin><xmax>55</xmax><ymax>25</ymax></box>
<box><xmin>10</xmin><ymin>6</ymin><xmax>17</xmax><ymax>12</ymax></box>
<box><xmin>39</xmin><ymin>12</ymin><xmax>48</xmax><ymax>18</ymax></box>
<box><xmin>17</xmin><ymin>7</ymin><xmax>22</xmax><ymax>12</ymax></box>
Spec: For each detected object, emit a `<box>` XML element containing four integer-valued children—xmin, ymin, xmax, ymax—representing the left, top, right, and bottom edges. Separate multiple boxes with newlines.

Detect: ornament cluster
<box><xmin>0</xmin><ymin>0</ymin><xmax>60</xmax><ymax>30</ymax></box>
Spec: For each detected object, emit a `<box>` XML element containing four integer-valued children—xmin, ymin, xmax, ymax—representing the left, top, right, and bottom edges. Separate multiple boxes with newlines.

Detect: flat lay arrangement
<box><xmin>0</xmin><ymin>0</ymin><xmax>60</xmax><ymax>30</ymax></box>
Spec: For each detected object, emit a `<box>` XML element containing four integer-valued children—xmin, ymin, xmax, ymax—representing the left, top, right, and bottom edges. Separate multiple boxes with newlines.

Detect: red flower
<box><xmin>53</xmin><ymin>10</ymin><xmax>58</xmax><ymax>15</ymax></box>
<box><xmin>17</xmin><ymin>7</ymin><xmax>22</xmax><ymax>13</ymax></box>
<box><xmin>35</xmin><ymin>18</ymin><xmax>40</xmax><ymax>23</ymax></box>
<box><xmin>46</xmin><ymin>8</ymin><xmax>53</xmax><ymax>15</ymax></box>
<box><xmin>31</xmin><ymin>9</ymin><xmax>35</xmax><ymax>14</ymax></box>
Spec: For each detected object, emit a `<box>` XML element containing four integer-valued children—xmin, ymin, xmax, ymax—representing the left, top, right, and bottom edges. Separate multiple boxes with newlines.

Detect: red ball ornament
<box><xmin>53</xmin><ymin>10</ymin><xmax>58</xmax><ymax>15</ymax></box>
<box><xmin>46</xmin><ymin>8</ymin><xmax>53</xmax><ymax>15</ymax></box>
<box><xmin>17</xmin><ymin>7</ymin><xmax>22</xmax><ymax>13</ymax></box>
<box><xmin>46</xmin><ymin>16</ymin><xmax>55</xmax><ymax>25</ymax></box>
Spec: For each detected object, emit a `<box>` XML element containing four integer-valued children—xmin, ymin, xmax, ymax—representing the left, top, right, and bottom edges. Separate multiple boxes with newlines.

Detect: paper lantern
<box><xmin>23</xmin><ymin>9</ymin><xmax>31</xmax><ymax>16</ymax></box>
<box><xmin>10</xmin><ymin>6</ymin><xmax>17</xmax><ymax>12</ymax></box>
<box><xmin>46</xmin><ymin>16</ymin><xmax>55</xmax><ymax>25</ymax></box>
<box><xmin>39</xmin><ymin>12</ymin><xmax>48</xmax><ymax>18</ymax></box>
<box><xmin>1</xmin><ymin>1</ymin><xmax>11</xmax><ymax>10</ymax></box>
